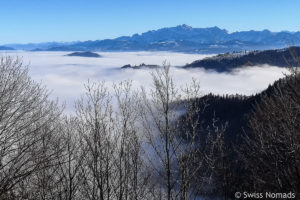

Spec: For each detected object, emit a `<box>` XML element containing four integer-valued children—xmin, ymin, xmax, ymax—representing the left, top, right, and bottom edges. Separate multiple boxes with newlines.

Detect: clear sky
<box><xmin>1</xmin><ymin>0</ymin><xmax>300</xmax><ymax>44</ymax></box>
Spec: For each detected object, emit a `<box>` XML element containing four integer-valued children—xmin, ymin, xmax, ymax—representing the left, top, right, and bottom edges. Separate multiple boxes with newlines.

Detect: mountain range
<box><xmin>3</xmin><ymin>25</ymin><xmax>300</xmax><ymax>53</ymax></box>
<box><xmin>4</xmin><ymin>42</ymin><xmax>78</xmax><ymax>51</ymax></box>
<box><xmin>0</xmin><ymin>46</ymin><xmax>14</xmax><ymax>50</ymax></box>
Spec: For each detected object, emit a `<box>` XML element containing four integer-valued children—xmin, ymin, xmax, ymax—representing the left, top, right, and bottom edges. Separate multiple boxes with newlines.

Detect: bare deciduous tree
<box><xmin>0</xmin><ymin>56</ymin><xmax>62</xmax><ymax>199</ymax></box>
<box><xmin>74</xmin><ymin>81</ymin><xmax>150</xmax><ymax>200</ymax></box>
<box><xmin>138</xmin><ymin>63</ymin><xmax>180</xmax><ymax>200</ymax></box>
<box><xmin>0</xmin><ymin>56</ymin><xmax>229</xmax><ymax>199</ymax></box>
<box><xmin>113</xmin><ymin>81</ymin><xmax>150</xmax><ymax>200</ymax></box>
<box><xmin>138</xmin><ymin>63</ymin><xmax>227</xmax><ymax>200</ymax></box>
<box><xmin>75</xmin><ymin>82</ymin><xmax>116</xmax><ymax>200</ymax></box>
<box><xmin>55</xmin><ymin>117</ymin><xmax>85</xmax><ymax>200</ymax></box>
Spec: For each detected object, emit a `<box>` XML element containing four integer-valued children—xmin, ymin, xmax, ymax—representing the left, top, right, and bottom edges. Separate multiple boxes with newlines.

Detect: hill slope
<box><xmin>184</xmin><ymin>46</ymin><xmax>300</xmax><ymax>72</ymax></box>
<box><xmin>65</xmin><ymin>51</ymin><xmax>102</xmax><ymax>58</ymax></box>
<box><xmin>183</xmin><ymin>71</ymin><xmax>299</xmax><ymax>145</ymax></box>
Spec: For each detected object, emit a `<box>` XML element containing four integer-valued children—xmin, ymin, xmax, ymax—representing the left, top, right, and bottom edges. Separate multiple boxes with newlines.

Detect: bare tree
<box><xmin>138</xmin><ymin>63</ymin><xmax>180</xmax><ymax>200</ymax></box>
<box><xmin>138</xmin><ymin>63</ymin><xmax>226</xmax><ymax>200</ymax></box>
<box><xmin>0</xmin><ymin>56</ymin><xmax>229</xmax><ymax>199</ymax></box>
<box><xmin>0</xmin><ymin>56</ymin><xmax>62</xmax><ymax>199</ymax></box>
<box><xmin>75</xmin><ymin>81</ymin><xmax>116</xmax><ymax>200</ymax></box>
<box><xmin>52</xmin><ymin>117</ymin><xmax>86</xmax><ymax>200</ymax></box>
<box><xmin>74</xmin><ymin>81</ymin><xmax>151</xmax><ymax>200</ymax></box>
<box><xmin>113</xmin><ymin>81</ymin><xmax>150</xmax><ymax>200</ymax></box>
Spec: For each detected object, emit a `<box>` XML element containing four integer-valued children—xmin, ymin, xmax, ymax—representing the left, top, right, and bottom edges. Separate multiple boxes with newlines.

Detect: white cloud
<box><xmin>0</xmin><ymin>51</ymin><xmax>289</xmax><ymax>114</ymax></box>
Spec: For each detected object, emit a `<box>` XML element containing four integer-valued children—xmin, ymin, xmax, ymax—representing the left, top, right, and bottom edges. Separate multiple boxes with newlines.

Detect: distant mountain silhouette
<box><xmin>65</xmin><ymin>51</ymin><xmax>102</xmax><ymax>58</ymax></box>
<box><xmin>121</xmin><ymin>63</ymin><xmax>160</xmax><ymax>69</ymax></box>
<box><xmin>0</xmin><ymin>46</ymin><xmax>14</xmax><ymax>50</ymax></box>
<box><xmin>5</xmin><ymin>25</ymin><xmax>300</xmax><ymax>53</ymax></box>
<box><xmin>184</xmin><ymin>46</ymin><xmax>300</xmax><ymax>72</ymax></box>
<box><xmin>5</xmin><ymin>42</ymin><xmax>78</xmax><ymax>51</ymax></box>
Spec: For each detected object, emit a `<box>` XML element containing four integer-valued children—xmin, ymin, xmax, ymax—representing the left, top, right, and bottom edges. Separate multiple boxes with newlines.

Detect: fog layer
<box><xmin>1</xmin><ymin>51</ymin><xmax>288</xmax><ymax>113</ymax></box>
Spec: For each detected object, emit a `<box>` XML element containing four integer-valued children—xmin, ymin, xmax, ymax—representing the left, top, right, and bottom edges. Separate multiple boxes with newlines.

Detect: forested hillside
<box><xmin>185</xmin><ymin>46</ymin><xmax>300</xmax><ymax>72</ymax></box>
<box><xmin>182</xmin><ymin>69</ymin><xmax>300</xmax><ymax>197</ymax></box>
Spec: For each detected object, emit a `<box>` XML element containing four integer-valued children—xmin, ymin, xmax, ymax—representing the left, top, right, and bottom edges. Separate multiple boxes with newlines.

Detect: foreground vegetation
<box><xmin>0</xmin><ymin>57</ymin><xmax>299</xmax><ymax>199</ymax></box>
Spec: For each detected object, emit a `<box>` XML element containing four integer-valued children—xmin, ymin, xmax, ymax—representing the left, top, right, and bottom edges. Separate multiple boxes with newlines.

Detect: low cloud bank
<box><xmin>1</xmin><ymin>51</ymin><xmax>289</xmax><ymax>113</ymax></box>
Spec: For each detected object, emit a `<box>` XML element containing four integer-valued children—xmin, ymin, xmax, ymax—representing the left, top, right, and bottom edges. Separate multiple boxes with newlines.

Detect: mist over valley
<box><xmin>0</xmin><ymin>50</ymin><xmax>288</xmax><ymax>113</ymax></box>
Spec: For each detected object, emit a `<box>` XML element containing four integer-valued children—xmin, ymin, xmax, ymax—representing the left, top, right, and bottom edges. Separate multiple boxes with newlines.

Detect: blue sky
<box><xmin>1</xmin><ymin>0</ymin><xmax>300</xmax><ymax>44</ymax></box>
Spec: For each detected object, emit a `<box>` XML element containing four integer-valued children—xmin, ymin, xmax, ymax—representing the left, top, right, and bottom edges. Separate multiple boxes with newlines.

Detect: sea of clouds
<box><xmin>0</xmin><ymin>51</ymin><xmax>289</xmax><ymax>113</ymax></box>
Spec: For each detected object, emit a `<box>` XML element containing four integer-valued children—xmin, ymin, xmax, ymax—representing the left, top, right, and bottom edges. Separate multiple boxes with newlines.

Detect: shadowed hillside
<box><xmin>181</xmin><ymin>71</ymin><xmax>300</xmax><ymax>198</ymax></box>
<box><xmin>185</xmin><ymin>46</ymin><xmax>300</xmax><ymax>72</ymax></box>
